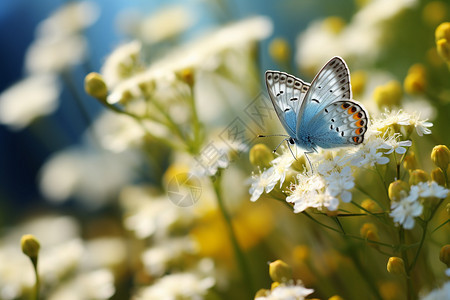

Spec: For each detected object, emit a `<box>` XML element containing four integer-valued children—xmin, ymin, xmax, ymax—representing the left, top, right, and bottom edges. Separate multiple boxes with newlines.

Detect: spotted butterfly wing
<box><xmin>265</xmin><ymin>71</ymin><xmax>310</xmax><ymax>138</ymax></box>
<box><xmin>296</xmin><ymin>57</ymin><xmax>368</xmax><ymax>150</ymax></box>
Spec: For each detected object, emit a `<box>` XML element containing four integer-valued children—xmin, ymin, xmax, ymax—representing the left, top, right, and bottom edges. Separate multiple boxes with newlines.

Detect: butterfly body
<box><xmin>265</xmin><ymin>57</ymin><xmax>368</xmax><ymax>154</ymax></box>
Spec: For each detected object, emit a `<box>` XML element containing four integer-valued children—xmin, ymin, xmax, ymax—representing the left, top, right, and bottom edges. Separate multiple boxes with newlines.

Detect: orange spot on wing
<box><xmin>353</xmin><ymin>137</ymin><xmax>359</xmax><ymax>143</ymax></box>
<box><xmin>348</xmin><ymin>106</ymin><xmax>357</xmax><ymax>114</ymax></box>
<box><xmin>341</xmin><ymin>103</ymin><xmax>350</xmax><ymax>109</ymax></box>
<box><xmin>355</xmin><ymin>128</ymin><xmax>363</xmax><ymax>135</ymax></box>
<box><xmin>356</xmin><ymin>120</ymin><xmax>365</xmax><ymax>127</ymax></box>
<box><xmin>353</xmin><ymin>112</ymin><xmax>362</xmax><ymax>120</ymax></box>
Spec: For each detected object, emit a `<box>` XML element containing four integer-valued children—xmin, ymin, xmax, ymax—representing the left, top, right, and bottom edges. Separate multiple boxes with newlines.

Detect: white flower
<box><xmin>256</xmin><ymin>281</ymin><xmax>314</xmax><ymax>300</ymax></box>
<box><xmin>249</xmin><ymin>168</ymin><xmax>278</xmax><ymax>202</ymax></box>
<box><xmin>420</xmin><ymin>281</ymin><xmax>450</xmax><ymax>300</ymax></box>
<box><xmin>405</xmin><ymin>114</ymin><xmax>433</xmax><ymax>136</ymax></box>
<box><xmin>120</xmin><ymin>185</ymin><xmax>196</xmax><ymax>239</ymax></box>
<box><xmin>350</xmin><ymin>136</ymin><xmax>390</xmax><ymax>167</ymax></box>
<box><xmin>101</xmin><ymin>40</ymin><xmax>143</xmax><ymax>88</ymax></box>
<box><xmin>412</xmin><ymin>181</ymin><xmax>449</xmax><ymax>199</ymax></box>
<box><xmin>296</xmin><ymin>0</ymin><xmax>417</xmax><ymax>71</ymax></box>
<box><xmin>0</xmin><ymin>74</ymin><xmax>60</xmax><ymax>130</ymax></box>
<box><xmin>134</xmin><ymin>272</ymin><xmax>215</xmax><ymax>300</ymax></box>
<box><xmin>287</xmin><ymin>172</ymin><xmax>339</xmax><ymax>212</ymax></box>
<box><xmin>390</xmin><ymin>192</ymin><xmax>423</xmax><ymax>230</ymax></box>
<box><xmin>107</xmin><ymin>16</ymin><xmax>272</xmax><ymax>105</ymax></box>
<box><xmin>91</xmin><ymin>111</ymin><xmax>150</xmax><ymax>153</ymax></box>
<box><xmin>325</xmin><ymin>166</ymin><xmax>355</xmax><ymax>203</ymax></box>
<box><xmin>271</xmin><ymin>152</ymin><xmax>295</xmax><ymax>187</ymax></box>
<box><xmin>39</xmin><ymin>147</ymin><xmax>139</xmax><ymax>208</ymax></box>
<box><xmin>375</xmin><ymin>110</ymin><xmax>433</xmax><ymax>136</ymax></box>
<box><xmin>139</xmin><ymin>5</ymin><xmax>194</xmax><ymax>43</ymax></box>
<box><xmin>48</xmin><ymin>269</ymin><xmax>115</xmax><ymax>300</ymax></box>
<box><xmin>36</xmin><ymin>1</ymin><xmax>100</xmax><ymax>38</ymax></box>
<box><xmin>379</xmin><ymin>134</ymin><xmax>412</xmax><ymax>155</ymax></box>
<box><xmin>142</xmin><ymin>237</ymin><xmax>198</xmax><ymax>276</ymax></box>
<box><xmin>84</xmin><ymin>238</ymin><xmax>127</xmax><ymax>270</ymax></box>
<box><xmin>25</xmin><ymin>34</ymin><xmax>88</xmax><ymax>74</ymax></box>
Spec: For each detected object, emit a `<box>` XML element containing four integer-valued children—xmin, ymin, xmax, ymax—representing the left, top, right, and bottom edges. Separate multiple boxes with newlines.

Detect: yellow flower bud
<box><xmin>329</xmin><ymin>296</ymin><xmax>344</xmax><ymax>300</ymax></box>
<box><xmin>269</xmin><ymin>260</ymin><xmax>292</xmax><ymax>283</ymax></box>
<box><xmin>436</xmin><ymin>22</ymin><xmax>450</xmax><ymax>42</ymax></box>
<box><xmin>178</xmin><ymin>68</ymin><xmax>195</xmax><ymax>87</ymax></box>
<box><xmin>84</xmin><ymin>72</ymin><xmax>108</xmax><ymax>102</ymax></box>
<box><xmin>431</xmin><ymin>145</ymin><xmax>450</xmax><ymax>171</ymax></box>
<box><xmin>351</xmin><ymin>70</ymin><xmax>367</xmax><ymax>97</ymax></box>
<box><xmin>379</xmin><ymin>281</ymin><xmax>402</xmax><ymax>300</ymax></box>
<box><xmin>387</xmin><ymin>257</ymin><xmax>405</xmax><ymax>275</ymax></box>
<box><xmin>292</xmin><ymin>245</ymin><xmax>309</xmax><ymax>262</ymax></box>
<box><xmin>249</xmin><ymin>144</ymin><xmax>273</xmax><ymax>168</ymax></box>
<box><xmin>436</xmin><ymin>39</ymin><xmax>450</xmax><ymax>64</ymax></box>
<box><xmin>373</xmin><ymin>80</ymin><xmax>403</xmax><ymax>109</ymax></box>
<box><xmin>436</xmin><ymin>22</ymin><xmax>450</xmax><ymax>64</ymax></box>
<box><xmin>409</xmin><ymin>169</ymin><xmax>430</xmax><ymax>186</ymax></box>
<box><xmin>404</xmin><ymin>64</ymin><xmax>427</xmax><ymax>94</ymax></box>
<box><xmin>271</xmin><ymin>281</ymin><xmax>280</xmax><ymax>289</ymax></box>
<box><xmin>423</xmin><ymin>2</ymin><xmax>447</xmax><ymax>26</ymax></box>
<box><xmin>361</xmin><ymin>199</ymin><xmax>379</xmax><ymax>213</ymax></box>
<box><xmin>21</xmin><ymin>234</ymin><xmax>40</xmax><ymax>259</ymax></box>
<box><xmin>431</xmin><ymin>168</ymin><xmax>446</xmax><ymax>186</ymax></box>
<box><xmin>440</xmin><ymin>245</ymin><xmax>450</xmax><ymax>267</ymax></box>
<box><xmin>360</xmin><ymin>223</ymin><xmax>378</xmax><ymax>238</ymax></box>
<box><xmin>255</xmin><ymin>289</ymin><xmax>269</xmax><ymax>298</ymax></box>
<box><xmin>403</xmin><ymin>152</ymin><xmax>417</xmax><ymax>171</ymax></box>
<box><xmin>388</xmin><ymin>180</ymin><xmax>409</xmax><ymax>201</ymax></box>
<box><xmin>269</xmin><ymin>38</ymin><xmax>291</xmax><ymax>63</ymax></box>
<box><xmin>324</xmin><ymin>16</ymin><xmax>346</xmax><ymax>34</ymax></box>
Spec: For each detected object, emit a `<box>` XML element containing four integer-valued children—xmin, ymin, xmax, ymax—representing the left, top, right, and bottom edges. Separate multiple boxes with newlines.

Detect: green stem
<box><xmin>211</xmin><ymin>173</ymin><xmax>254</xmax><ymax>297</ymax></box>
<box><xmin>399</xmin><ymin>228</ymin><xmax>414</xmax><ymax>300</ymax></box>
<box><xmin>31</xmin><ymin>257</ymin><xmax>40</xmax><ymax>300</ymax></box>
<box><xmin>431</xmin><ymin>219</ymin><xmax>450</xmax><ymax>234</ymax></box>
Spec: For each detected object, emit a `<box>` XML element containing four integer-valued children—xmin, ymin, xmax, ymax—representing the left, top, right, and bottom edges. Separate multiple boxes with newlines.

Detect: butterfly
<box><xmin>264</xmin><ymin>56</ymin><xmax>368</xmax><ymax>161</ymax></box>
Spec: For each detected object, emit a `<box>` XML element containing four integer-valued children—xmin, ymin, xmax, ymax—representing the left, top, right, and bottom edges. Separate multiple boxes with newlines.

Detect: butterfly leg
<box><xmin>304</xmin><ymin>151</ymin><xmax>314</xmax><ymax>173</ymax></box>
<box><xmin>286</xmin><ymin>140</ymin><xmax>298</xmax><ymax>161</ymax></box>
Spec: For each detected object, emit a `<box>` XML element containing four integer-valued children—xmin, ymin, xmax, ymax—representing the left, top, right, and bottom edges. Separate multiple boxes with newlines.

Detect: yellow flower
<box><xmin>404</xmin><ymin>64</ymin><xmax>427</xmax><ymax>94</ymax></box>
<box><xmin>439</xmin><ymin>244</ymin><xmax>450</xmax><ymax>267</ymax></box>
<box><xmin>431</xmin><ymin>145</ymin><xmax>450</xmax><ymax>171</ymax></box>
<box><xmin>435</xmin><ymin>22</ymin><xmax>450</xmax><ymax>65</ymax></box>
<box><xmin>409</xmin><ymin>169</ymin><xmax>430</xmax><ymax>186</ymax></box>
<box><xmin>323</xmin><ymin>16</ymin><xmax>346</xmax><ymax>34</ymax></box>
<box><xmin>403</xmin><ymin>152</ymin><xmax>417</xmax><ymax>171</ymax></box>
<box><xmin>269</xmin><ymin>260</ymin><xmax>292</xmax><ymax>283</ymax></box>
<box><xmin>388</xmin><ymin>180</ymin><xmax>409</xmax><ymax>201</ymax></box>
<box><xmin>269</xmin><ymin>38</ymin><xmax>291</xmax><ymax>63</ymax></box>
<box><xmin>21</xmin><ymin>234</ymin><xmax>40</xmax><ymax>259</ymax></box>
<box><xmin>85</xmin><ymin>72</ymin><xmax>108</xmax><ymax>102</ymax></box>
<box><xmin>373</xmin><ymin>80</ymin><xmax>403</xmax><ymax>109</ymax></box>
<box><xmin>431</xmin><ymin>168</ymin><xmax>446</xmax><ymax>186</ymax></box>
<box><xmin>387</xmin><ymin>257</ymin><xmax>405</xmax><ymax>275</ymax></box>
<box><xmin>379</xmin><ymin>281</ymin><xmax>402</xmax><ymax>300</ymax></box>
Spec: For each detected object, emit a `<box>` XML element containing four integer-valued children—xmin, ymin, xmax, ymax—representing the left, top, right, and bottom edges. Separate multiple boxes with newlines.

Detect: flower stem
<box><xmin>211</xmin><ymin>172</ymin><xmax>254</xmax><ymax>297</ymax></box>
<box><xmin>30</xmin><ymin>257</ymin><xmax>40</xmax><ymax>300</ymax></box>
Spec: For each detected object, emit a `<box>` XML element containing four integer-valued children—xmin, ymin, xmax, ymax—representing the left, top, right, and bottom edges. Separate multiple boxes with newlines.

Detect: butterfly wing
<box><xmin>308</xmin><ymin>100</ymin><xmax>369</xmax><ymax>148</ymax></box>
<box><xmin>295</xmin><ymin>57</ymin><xmax>367</xmax><ymax>148</ymax></box>
<box><xmin>265</xmin><ymin>70</ymin><xmax>310</xmax><ymax>138</ymax></box>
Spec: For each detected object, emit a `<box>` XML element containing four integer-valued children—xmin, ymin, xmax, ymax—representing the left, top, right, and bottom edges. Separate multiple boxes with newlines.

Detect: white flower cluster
<box><xmin>256</xmin><ymin>281</ymin><xmax>314</xmax><ymax>300</ymax></box>
<box><xmin>0</xmin><ymin>216</ymin><xmax>120</xmax><ymax>300</ymax></box>
<box><xmin>0</xmin><ymin>1</ymin><xmax>99</xmax><ymax>130</ymax></box>
<box><xmin>390</xmin><ymin>181</ymin><xmax>449</xmax><ymax>230</ymax></box>
<box><xmin>249</xmin><ymin>110</ymin><xmax>431</xmax><ymax>213</ymax></box>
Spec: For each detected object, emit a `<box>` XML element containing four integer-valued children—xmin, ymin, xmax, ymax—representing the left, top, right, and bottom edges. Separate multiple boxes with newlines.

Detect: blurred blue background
<box><xmin>0</xmin><ymin>0</ymin><xmax>353</xmax><ymax>223</ymax></box>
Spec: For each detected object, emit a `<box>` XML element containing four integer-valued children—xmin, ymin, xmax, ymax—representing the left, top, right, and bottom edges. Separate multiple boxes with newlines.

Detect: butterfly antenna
<box><xmin>258</xmin><ymin>134</ymin><xmax>289</xmax><ymax>138</ymax></box>
<box><xmin>272</xmin><ymin>138</ymin><xmax>289</xmax><ymax>153</ymax></box>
